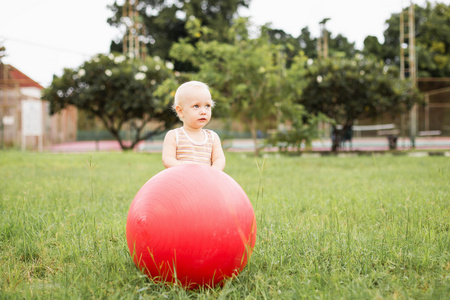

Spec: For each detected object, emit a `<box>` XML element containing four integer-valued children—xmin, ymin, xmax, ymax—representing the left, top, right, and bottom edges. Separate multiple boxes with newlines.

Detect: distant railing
<box><xmin>336</xmin><ymin>123</ymin><xmax>396</xmax><ymax>131</ymax></box>
<box><xmin>418</xmin><ymin>130</ymin><xmax>441</xmax><ymax>136</ymax></box>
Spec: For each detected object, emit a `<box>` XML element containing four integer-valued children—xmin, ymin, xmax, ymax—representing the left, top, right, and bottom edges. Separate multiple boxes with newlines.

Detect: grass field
<box><xmin>0</xmin><ymin>151</ymin><xmax>449</xmax><ymax>299</ymax></box>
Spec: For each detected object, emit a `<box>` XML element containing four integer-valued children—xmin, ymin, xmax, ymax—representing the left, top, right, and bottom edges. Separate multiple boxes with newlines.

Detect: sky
<box><xmin>1</xmin><ymin>0</ymin><xmax>448</xmax><ymax>88</ymax></box>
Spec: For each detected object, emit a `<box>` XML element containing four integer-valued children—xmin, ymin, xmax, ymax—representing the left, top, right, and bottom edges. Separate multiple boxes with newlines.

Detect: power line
<box><xmin>0</xmin><ymin>35</ymin><xmax>96</xmax><ymax>57</ymax></box>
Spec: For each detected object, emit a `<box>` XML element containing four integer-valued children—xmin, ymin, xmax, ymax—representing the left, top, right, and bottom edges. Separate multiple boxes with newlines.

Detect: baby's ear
<box><xmin>175</xmin><ymin>105</ymin><xmax>183</xmax><ymax>117</ymax></box>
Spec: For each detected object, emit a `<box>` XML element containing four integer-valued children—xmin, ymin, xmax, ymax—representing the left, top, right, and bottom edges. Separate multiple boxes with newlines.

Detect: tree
<box><xmin>264</xmin><ymin>25</ymin><xmax>357</xmax><ymax>61</ymax></box>
<box><xmin>266</xmin><ymin>28</ymin><xmax>301</xmax><ymax>68</ymax></box>
<box><xmin>415</xmin><ymin>2</ymin><xmax>450</xmax><ymax>77</ymax></box>
<box><xmin>300</xmin><ymin>56</ymin><xmax>421</xmax><ymax>151</ymax></box>
<box><xmin>362</xmin><ymin>36</ymin><xmax>385</xmax><ymax>61</ymax></box>
<box><xmin>107</xmin><ymin>0</ymin><xmax>249</xmax><ymax>67</ymax></box>
<box><xmin>170</xmin><ymin>18</ymin><xmax>283</xmax><ymax>155</ymax></box>
<box><xmin>42</xmin><ymin>53</ymin><xmax>178</xmax><ymax>150</ymax></box>
<box><xmin>0</xmin><ymin>45</ymin><xmax>5</xmax><ymax>60</ymax></box>
<box><xmin>265</xmin><ymin>104</ymin><xmax>325</xmax><ymax>153</ymax></box>
<box><xmin>297</xmin><ymin>27</ymin><xmax>318</xmax><ymax>59</ymax></box>
<box><xmin>364</xmin><ymin>1</ymin><xmax>450</xmax><ymax>77</ymax></box>
<box><xmin>262</xmin><ymin>52</ymin><xmax>330</xmax><ymax>153</ymax></box>
<box><xmin>328</xmin><ymin>33</ymin><xmax>357</xmax><ymax>58</ymax></box>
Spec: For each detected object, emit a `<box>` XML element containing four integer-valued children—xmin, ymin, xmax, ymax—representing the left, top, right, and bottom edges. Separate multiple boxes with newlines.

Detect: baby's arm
<box><xmin>211</xmin><ymin>132</ymin><xmax>226</xmax><ymax>171</ymax></box>
<box><xmin>162</xmin><ymin>130</ymin><xmax>183</xmax><ymax>168</ymax></box>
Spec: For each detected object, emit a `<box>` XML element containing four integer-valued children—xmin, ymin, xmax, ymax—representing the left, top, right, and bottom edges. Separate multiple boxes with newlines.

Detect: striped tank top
<box><xmin>175</xmin><ymin>127</ymin><xmax>215</xmax><ymax>166</ymax></box>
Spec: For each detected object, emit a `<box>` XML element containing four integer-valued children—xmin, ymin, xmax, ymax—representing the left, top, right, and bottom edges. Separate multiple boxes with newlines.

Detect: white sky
<box><xmin>1</xmin><ymin>0</ymin><xmax>448</xmax><ymax>88</ymax></box>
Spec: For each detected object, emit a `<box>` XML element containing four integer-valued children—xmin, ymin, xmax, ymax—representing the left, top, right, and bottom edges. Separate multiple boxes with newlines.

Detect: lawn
<box><xmin>0</xmin><ymin>151</ymin><xmax>449</xmax><ymax>299</ymax></box>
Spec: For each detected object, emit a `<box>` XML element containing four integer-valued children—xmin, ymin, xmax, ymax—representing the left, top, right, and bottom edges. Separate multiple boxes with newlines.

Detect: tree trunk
<box><xmin>331</xmin><ymin>123</ymin><xmax>353</xmax><ymax>152</ymax></box>
<box><xmin>250</xmin><ymin>118</ymin><xmax>260</xmax><ymax>156</ymax></box>
<box><xmin>331</xmin><ymin>128</ymin><xmax>341</xmax><ymax>152</ymax></box>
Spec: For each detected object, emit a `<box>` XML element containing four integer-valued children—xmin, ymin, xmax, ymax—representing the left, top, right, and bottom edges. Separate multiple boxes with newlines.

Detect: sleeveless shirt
<box><xmin>175</xmin><ymin>127</ymin><xmax>215</xmax><ymax>166</ymax></box>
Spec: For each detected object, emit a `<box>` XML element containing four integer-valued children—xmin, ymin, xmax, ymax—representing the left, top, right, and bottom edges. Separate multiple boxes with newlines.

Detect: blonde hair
<box><xmin>172</xmin><ymin>81</ymin><xmax>215</xmax><ymax>111</ymax></box>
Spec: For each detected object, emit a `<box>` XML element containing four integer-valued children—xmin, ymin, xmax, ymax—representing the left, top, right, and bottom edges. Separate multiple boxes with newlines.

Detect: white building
<box><xmin>0</xmin><ymin>63</ymin><xmax>77</xmax><ymax>150</ymax></box>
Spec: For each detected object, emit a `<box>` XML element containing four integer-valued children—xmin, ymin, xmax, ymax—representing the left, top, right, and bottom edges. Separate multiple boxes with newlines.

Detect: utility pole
<box><xmin>122</xmin><ymin>0</ymin><xmax>147</xmax><ymax>60</ymax></box>
<box><xmin>318</xmin><ymin>18</ymin><xmax>331</xmax><ymax>59</ymax></box>
<box><xmin>122</xmin><ymin>0</ymin><xmax>148</xmax><ymax>145</ymax></box>
<box><xmin>317</xmin><ymin>18</ymin><xmax>331</xmax><ymax>138</ymax></box>
<box><xmin>400</xmin><ymin>1</ymin><xmax>417</xmax><ymax>148</ymax></box>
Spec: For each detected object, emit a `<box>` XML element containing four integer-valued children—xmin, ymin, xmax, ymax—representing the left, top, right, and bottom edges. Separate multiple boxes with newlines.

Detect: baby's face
<box><xmin>176</xmin><ymin>86</ymin><xmax>213</xmax><ymax>129</ymax></box>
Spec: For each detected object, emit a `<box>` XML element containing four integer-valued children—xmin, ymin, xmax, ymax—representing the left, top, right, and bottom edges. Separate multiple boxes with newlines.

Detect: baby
<box><xmin>162</xmin><ymin>81</ymin><xmax>226</xmax><ymax>171</ymax></box>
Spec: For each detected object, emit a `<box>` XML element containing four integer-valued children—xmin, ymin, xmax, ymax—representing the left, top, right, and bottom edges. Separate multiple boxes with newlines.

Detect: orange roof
<box><xmin>2</xmin><ymin>64</ymin><xmax>43</xmax><ymax>89</ymax></box>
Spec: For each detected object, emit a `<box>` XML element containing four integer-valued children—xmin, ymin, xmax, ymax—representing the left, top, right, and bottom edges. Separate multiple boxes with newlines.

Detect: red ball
<box><xmin>126</xmin><ymin>164</ymin><xmax>257</xmax><ymax>288</ymax></box>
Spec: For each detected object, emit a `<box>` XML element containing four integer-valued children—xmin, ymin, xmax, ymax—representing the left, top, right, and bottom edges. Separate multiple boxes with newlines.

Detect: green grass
<box><xmin>0</xmin><ymin>151</ymin><xmax>449</xmax><ymax>299</ymax></box>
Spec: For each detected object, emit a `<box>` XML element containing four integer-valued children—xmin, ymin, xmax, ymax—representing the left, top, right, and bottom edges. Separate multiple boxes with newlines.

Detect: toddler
<box><xmin>162</xmin><ymin>81</ymin><xmax>226</xmax><ymax>171</ymax></box>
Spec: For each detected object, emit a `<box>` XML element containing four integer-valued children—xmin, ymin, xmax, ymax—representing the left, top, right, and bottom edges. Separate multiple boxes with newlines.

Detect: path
<box><xmin>46</xmin><ymin>137</ymin><xmax>450</xmax><ymax>154</ymax></box>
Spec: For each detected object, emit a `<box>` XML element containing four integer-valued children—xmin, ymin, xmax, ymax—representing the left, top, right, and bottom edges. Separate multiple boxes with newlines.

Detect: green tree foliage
<box><xmin>328</xmin><ymin>33</ymin><xmax>357</xmax><ymax>58</ymax></box>
<box><xmin>362</xmin><ymin>36</ymin><xmax>386</xmax><ymax>61</ymax></box>
<box><xmin>264</xmin><ymin>52</ymin><xmax>331</xmax><ymax>152</ymax></box>
<box><xmin>42</xmin><ymin>53</ymin><xmax>178</xmax><ymax>150</ymax></box>
<box><xmin>297</xmin><ymin>27</ymin><xmax>318</xmax><ymax>59</ymax></box>
<box><xmin>266</xmin><ymin>25</ymin><xmax>357</xmax><ymax>61</ymax></box>
<box><xmin>170</xmin><ymin>18</ymin><xmax>286</xmax><ymax>155</ymax></box>
<box><xmin>363</xmin><ymin>1</ymin><xmax>450</xmax><ymax>77</ymax></box>
<box><xmin>265</xmin><ymin>104</ymin><xmax>325</xmax><ymax>153</ymax></box>
<box><xmin>0</xmin><ymin>45</ymin><xmax>5</xmax><ymax>60</ymax></box>
<box><xmin>301</xmin><ymin>57</ymin><xmax>421</xmax><ymax>151</ymax></box>
<box><xmin>416</xmin><ymin>2</ymin><xmax>450</xmax><ymax>77</ymax></box>
<box><xmin>266</xmin><ymin>29</ymin><xmax>301</xmax><ymax>68</ymax></box>
<box><xmin>107</xmin><ymin>0</ymin><xmax>249</xmax><ymax>66</ymax></box>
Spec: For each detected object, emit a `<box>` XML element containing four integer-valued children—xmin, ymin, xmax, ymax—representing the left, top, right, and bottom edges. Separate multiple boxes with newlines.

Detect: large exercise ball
<box><xmin>126</xmin><ymin>164</ymin><xmax>257</xmax><ymax>288</ymax></box>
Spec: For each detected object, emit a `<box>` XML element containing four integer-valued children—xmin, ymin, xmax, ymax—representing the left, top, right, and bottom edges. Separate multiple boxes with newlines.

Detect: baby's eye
<box><xmin>193</xmin><ymin>105</ymin><xmax>199</xmax><ymax>108</ymax></box>
<box><xmin>206</xmin><ymin>104</ymin><xmax>211</xmax><ymax>108</ymax></box>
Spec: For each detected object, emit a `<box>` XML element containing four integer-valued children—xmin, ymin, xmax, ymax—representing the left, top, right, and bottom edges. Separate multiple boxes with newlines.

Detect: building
<box><xmin>0</xmin><ymin>63</ymin><xmax>77</xmax><ymax>150</ymax></box>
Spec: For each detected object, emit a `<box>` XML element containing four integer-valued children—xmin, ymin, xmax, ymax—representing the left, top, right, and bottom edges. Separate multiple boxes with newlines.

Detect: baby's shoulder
<box><xmin>204</xmin><ymin>129</ymin><xmax>219</xmax><ymax>141</ymax></box>
<box><xmin>164</xmin><ymin>129</ymin><xmax>178</xmax><ymax>139</ymax></box>
<box><xmin>168</xmin><ymin>127</ymin><xmax>183</xmax><ymax>134</ymax></box>
<box><xmin>204</xmin><ymin>129</ymin><xmax>216</xmax><ymax>135</ymax></box>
